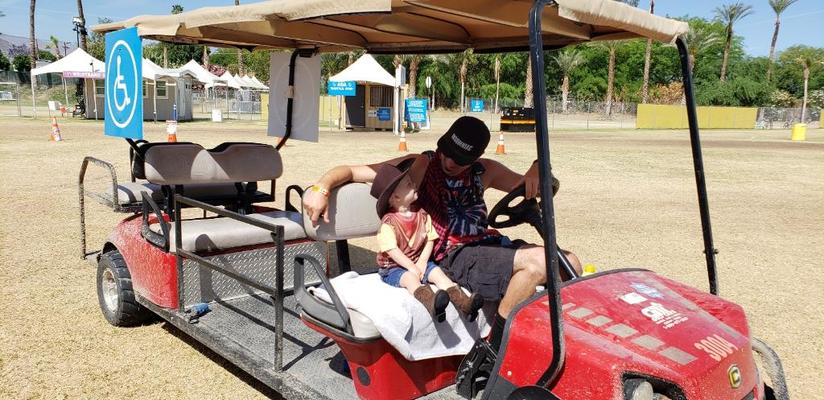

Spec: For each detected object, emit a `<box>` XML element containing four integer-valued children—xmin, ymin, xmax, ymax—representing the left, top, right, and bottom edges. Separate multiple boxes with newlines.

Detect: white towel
<box><xmin>309</xmin><ymin>271</ymin><xmax>491</xmax><ymax>361</ymax></box>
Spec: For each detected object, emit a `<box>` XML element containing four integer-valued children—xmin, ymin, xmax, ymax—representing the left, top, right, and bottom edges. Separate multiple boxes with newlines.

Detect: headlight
<box><xmin>623</xmin><ymin>375</ymin><xmax>681</xmax><ymax>400</ymax></box>
<box><xmin>624</xmin><ymin>379</ymin><xmax>654</xmax><ymax>400</ymax></box>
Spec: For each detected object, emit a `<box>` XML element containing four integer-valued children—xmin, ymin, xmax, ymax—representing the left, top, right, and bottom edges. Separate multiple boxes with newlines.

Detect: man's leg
<box><xmin>498</xmin><ymin>245</ymin><xmax>546</xmax><ymax>318</ymax></box>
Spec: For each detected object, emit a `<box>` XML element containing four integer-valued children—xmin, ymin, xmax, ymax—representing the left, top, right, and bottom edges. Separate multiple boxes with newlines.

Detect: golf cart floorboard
<box><xmin>140</xmin><ymin>294</ymin><xmax>464</xmax><ymax>400</ymax></box>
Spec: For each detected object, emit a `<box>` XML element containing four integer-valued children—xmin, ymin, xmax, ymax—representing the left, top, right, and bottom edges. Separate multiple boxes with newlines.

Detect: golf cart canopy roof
<box><xmin>93</xmin><ymin>0</ymin><xmax>689</xmax><ymax>53</ymax></box>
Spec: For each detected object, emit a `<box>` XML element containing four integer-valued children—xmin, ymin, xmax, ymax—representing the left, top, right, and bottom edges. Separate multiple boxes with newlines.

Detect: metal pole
<box><xmin>676</xmin><ymin>37</ymin><xmax>719</xmax><ymax>295</ymax></box>
<box><xmin>31</xmin><ymin>79</ymin><xmax>36</xmax><ymax>119</ymax></box>
<box><xmin>16</xmin><ymin>82</ymin><xmax>21</xmax><ymax>117</ymax></box>
<box><xmin>62</xmin><ymin>76</ymin><xmax>69</xmax><ymax>108</ymax></box>
<box><xmin>529</xmin><ymin>0</ymin><xmax>565</xmax><ymax>389</ymax></box>
<box><xmin>92</xmin><ymin>79</ymin><xmax>98</xmax><ymax>120</ymax></box>
<box><xmin>153</xmin><ymin>81</ymin><xmax>158</xmax><ymax>123</ymax></box>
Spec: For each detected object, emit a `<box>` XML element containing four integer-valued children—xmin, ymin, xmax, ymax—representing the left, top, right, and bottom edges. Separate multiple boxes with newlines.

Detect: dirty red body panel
<box><xmin>496</xmin><ymin>270</ymin><xmax>764</xmax><ymax>399</ymax></box>
<box><xmin>107</xmin><ymin>215</ymin><xmax>179</xmax><ymax>308</ymax></box>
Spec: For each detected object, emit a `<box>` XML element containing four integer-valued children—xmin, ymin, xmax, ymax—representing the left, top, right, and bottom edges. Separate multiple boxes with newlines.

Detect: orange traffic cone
<box><xmin>166</xmin><ymin>120</ymin><xmax>178</xmax><ymax>142</ymax></box>
<box><xmin>495</xmin><ymin>132</ymin><xmax>506</xmax><ymax>154</ymax></box>
<box><xmin>398</xmin><ymin>130</ymin><xmax>408</xmax><ymax>152</ymax></box>
<box><xmin>50</xmin><ymin>116</ymin><xmax>63</xmax><ymax>142</ymax></box>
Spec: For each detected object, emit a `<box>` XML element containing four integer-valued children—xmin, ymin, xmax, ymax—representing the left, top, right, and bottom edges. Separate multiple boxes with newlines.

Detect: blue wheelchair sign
<box><xmin>105</xmin><ymin>27</ymin><xmax>142</xmax><ymax>139</ymax></box>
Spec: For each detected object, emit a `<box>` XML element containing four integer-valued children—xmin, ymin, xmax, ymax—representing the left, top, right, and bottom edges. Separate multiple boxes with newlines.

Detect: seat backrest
<box><xmin>143</xmin><ymin>142</ymin><xmax>283</xmax><ymax>185</ymax></box>
<box><xmin>301</xmin><ymin>183</ymin><xmax>381</xmax><ymax>241</ymax></box>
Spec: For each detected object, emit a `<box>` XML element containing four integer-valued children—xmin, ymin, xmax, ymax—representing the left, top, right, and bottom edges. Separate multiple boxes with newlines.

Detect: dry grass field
<box><xmin>0</xmin><ymin>116</ymin><xmax>822</xmax><ymax>399</ymax></box>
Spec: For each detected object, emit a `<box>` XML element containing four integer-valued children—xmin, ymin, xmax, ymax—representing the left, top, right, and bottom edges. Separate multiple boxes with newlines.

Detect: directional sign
<box><xmin>404</xmin><ymin>98</ymin><xmax>428</xmax><ymax>123</ymax></box>
<box><xmin>104</xmin><ymin>27</ymin><xmax>142</xmax><ymax>139</ymax></box>
<box><xmin>328</xmin><ymin>80</ymin><xmax>356</xmax><ymax>96</ymax></box>
<box><xmin>470</xmin><ymin>99</ymin><xmax>484</xmax><ymax>113</ymax></box>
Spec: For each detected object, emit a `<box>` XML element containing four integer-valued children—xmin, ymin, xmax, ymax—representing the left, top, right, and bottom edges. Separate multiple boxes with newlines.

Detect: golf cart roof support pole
<box><xmin>277</xmin><ymin>49</ymin><xmax>301</xmax><ymax>151</ymax></box>
<box><xmin>530</xmin><ymin>0</ymin><xmax>565</xmax><ymax>388</ymax></box>
<box><xmin>675</xmin><ymin>37</ymin><xmax>719</xmax><ymax>296</ymax></box>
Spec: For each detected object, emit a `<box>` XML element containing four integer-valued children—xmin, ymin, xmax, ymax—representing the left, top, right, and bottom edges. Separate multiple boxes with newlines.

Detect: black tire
<box><xmin>97</xmin><ymin>250</ymin><xmax>152</xmax><ymax>326</ymax></box>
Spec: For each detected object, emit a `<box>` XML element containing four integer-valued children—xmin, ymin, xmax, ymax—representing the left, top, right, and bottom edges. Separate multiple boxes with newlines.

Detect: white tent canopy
<box><xmin>219</xmin><ymin>71</ymin><xmax>243</xmax><ymax>89</ymax></box>
<box><xmin>330</xmin><ymin>54</ymin><xmax>396</xmax><ymax>87</ymax></box>
<box><xmin>142</xmin><ymin>58</ymin><xmax>197</xmax><ymax>81</ymax></box>
<box><xmin>30</xmin><ymin>48</ymin><xmax>104</xmax><ymax>77</ymax></box>
<box><xmin>176</xmin><ymin>59</ymin><xmax>226</xmax><ymax>87</ymax></box>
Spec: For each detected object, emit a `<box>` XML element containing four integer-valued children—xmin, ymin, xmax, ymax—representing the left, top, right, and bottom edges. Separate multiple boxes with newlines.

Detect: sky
<box><xmin>1</xmin><ymin>0</ymin><xmax>822</xmax><ymax>57</ymax></box>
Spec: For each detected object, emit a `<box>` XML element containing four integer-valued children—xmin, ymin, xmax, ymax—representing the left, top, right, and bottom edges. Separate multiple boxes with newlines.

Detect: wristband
<box><xmin>311</xmin><ymin>184</ymin><xmax>330</xmax><ymax>197</ymax></box>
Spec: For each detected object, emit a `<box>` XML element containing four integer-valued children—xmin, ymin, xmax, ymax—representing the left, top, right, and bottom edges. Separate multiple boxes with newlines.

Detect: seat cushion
<box><xmin>115</xmin><ymin>181</ymin><xmax>265</xmax><ymax>206</ymax></box>
<box><xmin>116</xmin><ymin>181</ymin><xmax>163</xmax><ymax>205</ymax></box>
<box><xmin>151</xmin><ymin>210</ymin><xmax>307</xmax><ymax>253</ymax></box>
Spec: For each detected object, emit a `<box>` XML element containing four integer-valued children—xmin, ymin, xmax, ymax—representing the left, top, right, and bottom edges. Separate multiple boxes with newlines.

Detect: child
<box><xmin>370</xmin><ymin>164</ymin><xmax>483</xmax><ymax>322</ymax></box>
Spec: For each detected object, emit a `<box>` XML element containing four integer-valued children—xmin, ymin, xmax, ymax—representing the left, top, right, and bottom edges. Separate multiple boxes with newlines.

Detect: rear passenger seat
<box><xmin>140</xmin><ymin>142</ymin><xmax>306</xmax><ymax>253</ymax></box>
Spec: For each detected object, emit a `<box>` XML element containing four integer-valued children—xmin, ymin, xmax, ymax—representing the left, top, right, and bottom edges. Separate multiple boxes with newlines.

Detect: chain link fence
<box><xmin>756</xmin><ymin>107</ymin><xmax>821</xmax><ymax>129</ymax></box>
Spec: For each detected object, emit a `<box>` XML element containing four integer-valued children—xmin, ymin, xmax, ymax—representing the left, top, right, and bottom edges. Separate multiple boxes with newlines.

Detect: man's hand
<box><xmin>303</xmin><ymin>189</ymin><xmax>330</xmax><ymax>225</ymax></box>
<box><xmin>521</xmin><ymin>161</ymin><xmax>541</xmax><ymax>199</ymax></box>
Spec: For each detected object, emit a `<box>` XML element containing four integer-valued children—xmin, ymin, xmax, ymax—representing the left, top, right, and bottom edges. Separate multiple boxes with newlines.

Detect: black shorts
<box><xmin>442</xmin><ymin>236</ymin><xmax>525</xmax><ymax>302</ymax></box>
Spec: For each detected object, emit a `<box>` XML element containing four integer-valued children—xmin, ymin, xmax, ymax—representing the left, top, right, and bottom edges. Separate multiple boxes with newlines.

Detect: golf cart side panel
<box><xmin>496</xmin><ymin>270</ymin><xmax>761</xmax><ymax>399</ymax></box>
<box><xmin>302</xmin><ymin>317</ymin><xmax>462</xmax><ymax>400</ymax></box>
<box><xmin>108</xmin><ymin>215</ymin><xmax>178</xmax><ymax>308</ymax></box>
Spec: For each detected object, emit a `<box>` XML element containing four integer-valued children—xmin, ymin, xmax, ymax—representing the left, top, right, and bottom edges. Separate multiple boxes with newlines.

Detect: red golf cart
<box><xmin>84</xmin><ymin>1</ymin><xmax>789</xmax><ymax>399</ymax></box>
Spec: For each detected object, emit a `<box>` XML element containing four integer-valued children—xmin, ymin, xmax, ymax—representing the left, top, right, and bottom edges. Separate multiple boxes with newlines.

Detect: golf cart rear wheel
<box><xmin>97</xmin><ymin>249</ymin><xmax>152</xmax><ymax>326</ymax></box>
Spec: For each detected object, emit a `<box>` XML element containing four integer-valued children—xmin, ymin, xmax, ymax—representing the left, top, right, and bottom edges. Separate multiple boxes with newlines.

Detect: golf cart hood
<box><xmin>496</xmin><ymin>270</ymin><xmax>761</xmax><ymax>399</ymax></box>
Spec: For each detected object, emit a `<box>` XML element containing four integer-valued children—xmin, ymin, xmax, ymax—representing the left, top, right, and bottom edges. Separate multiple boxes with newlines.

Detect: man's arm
<box><xmin>303</xmin><ymin>154</ymin><xmax>420</xmax><ymax>224</ymax></box>
<box><xmin>481</xmin><ymin>158</ymin><xmax>541</xmax><ymax>198</ymax></box>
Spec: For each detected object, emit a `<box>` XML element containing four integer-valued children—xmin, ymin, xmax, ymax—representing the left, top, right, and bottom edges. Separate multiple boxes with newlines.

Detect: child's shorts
<box><xmin>379</xmin><ymin>261</ymin><xmax>440</xmax><ymax>288</ymax></box>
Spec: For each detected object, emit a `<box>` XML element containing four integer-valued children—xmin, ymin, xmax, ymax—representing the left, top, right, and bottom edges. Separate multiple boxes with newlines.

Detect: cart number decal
<box><xmin>694</xmin><ymin>334</ymin><xmax>739</xmax><ymax>361</ymax></box>
<box><xmin>640</xmin><ymin>302</ymin><xmax>688</xmax><ymax>329</ymax></box>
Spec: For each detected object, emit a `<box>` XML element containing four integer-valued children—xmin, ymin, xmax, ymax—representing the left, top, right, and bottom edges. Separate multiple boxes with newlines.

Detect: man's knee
<box><xmin>515</xmin><ymin>246</ymin><xmax>547</xmax><ymax>282</ymax></box>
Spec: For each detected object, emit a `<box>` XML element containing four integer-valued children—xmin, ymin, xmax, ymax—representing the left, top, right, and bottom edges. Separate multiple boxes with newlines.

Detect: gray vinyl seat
<box><xmin>150</xmin><ymin>210</ymin><xmax>307</xmax><ymax>253</ymax></box>
<box><xmin>115</xmin><ymin>181</ymin><xmax>251</xmax><ymax>205</ymax></box>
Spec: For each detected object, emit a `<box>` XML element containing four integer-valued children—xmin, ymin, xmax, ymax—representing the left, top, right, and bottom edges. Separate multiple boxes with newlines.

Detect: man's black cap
<box><xmin>437</xmin><ymin>116</ymin><xmax>490</xmax><ymax>166</ymax></box>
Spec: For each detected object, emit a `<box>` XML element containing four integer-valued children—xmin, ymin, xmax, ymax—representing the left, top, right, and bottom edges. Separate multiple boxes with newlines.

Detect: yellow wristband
<box><xmin>311</xmin><ymin>185</ymin><xmax>330</xmax><ymax>197</ymax></box>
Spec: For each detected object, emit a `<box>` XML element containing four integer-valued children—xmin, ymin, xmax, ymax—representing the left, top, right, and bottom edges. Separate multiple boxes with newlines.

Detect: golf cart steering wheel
<box><xmin>488</xmin><ymin>185</ymin><xmax>543</xmax><ymax>231</ymax></box>
<box><xmin>488</xmin><ymin>183</ymin><xmax>579</xmax><ymax>280</ymax></box>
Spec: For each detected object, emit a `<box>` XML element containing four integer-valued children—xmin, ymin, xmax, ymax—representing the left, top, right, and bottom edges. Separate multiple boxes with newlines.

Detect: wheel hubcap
<box><xmin>101</xmin><ymin>269</ymin><xmax>119</xmax><ymax>312</ymax></box>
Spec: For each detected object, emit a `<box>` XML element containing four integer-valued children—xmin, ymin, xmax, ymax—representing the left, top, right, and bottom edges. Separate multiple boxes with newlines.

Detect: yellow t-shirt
<box><xmin>377</xmin><ymin>213</ymin><xmax>439</xmax><ymax>252</ymax></box>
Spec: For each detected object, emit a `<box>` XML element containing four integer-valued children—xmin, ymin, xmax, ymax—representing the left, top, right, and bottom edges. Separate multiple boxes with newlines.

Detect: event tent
<box><xmin>29</xmin><ymin>48</ymin><xmax>105</xmax><ymax>116</ymax></box>
<box><xmin>329</xmin><ymin>54</ymin><xmax>396</xmax><ymax>88</ymax></box>
<box><xmin>329</xmin><ymin>54</ymin><xmax>397</xmax><ymax>130</ymax></box>
<box><xmin>219</xmin><ymin>71</ymin><xmax>244</xmax><ymax>89</ymax></box>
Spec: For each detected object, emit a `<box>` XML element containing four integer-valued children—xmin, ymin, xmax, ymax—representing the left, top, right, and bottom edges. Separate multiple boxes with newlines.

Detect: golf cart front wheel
<box><xmin>97</xmin><ymin>249</ymin><xmax>152</xmax><ymax>326</ymax></box>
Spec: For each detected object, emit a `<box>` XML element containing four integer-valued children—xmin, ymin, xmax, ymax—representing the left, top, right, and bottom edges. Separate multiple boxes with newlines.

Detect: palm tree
<box><xmin>408</xmin><ymin>55</ymin><xmax>421</xmax><ymax>98</ymax></box>
<box><xmin>796</xmin><ymin>53</ymin><xmax>822</xmax><ymax>123</ymax></box>
<box><xmin>49</xmin><ymin>36</ymin><xmax>61</xmax><ymax>59</ymax></box>
<box><xmin>202</xmin><ymin>47</ymin><xmax>209</xmax><ymax>67</ymax></box>
<box><xmin>767</xmin><ymin>0</ymin><xmax>799</xmax><ymax>81</ymax></box>
<box><xmin>590</xmin><ymin>41</ymin><xmax>620</xmax><ymax>116</ymax></box>
<box><xmin>493</xmin><ymin>54</ymin><xmax>501</xmax><ymax>113</ymax></box>
<box><xmin>714</xmin><ymin>2</ymin><xmax>754</xmax><ymax>81</ymax></box>
<box><xmin>234</xmin><ymin>0</ymin><xmax>244</xmax><ymax>75</ymax></box>
<box><xmin>683</xmin><ymin>26</ymin><xmax>720</xmax><ymax>76</ymax></box>
<box><xmin>641</xmin><ymin>0</ymin><xmax>654</xmax><ymax>103</ymax></box>
<box><xmin>454</xmin><ymin>49</ymin><xmax>473</xmax><ymax>112</ymax></box>
<box><xmin>29</xmin><ymin>0</ymin><xmax>36</xmax><ymax>70</ymax></box>
<box><xmin>524</xmin><ymin>53</ymin><xmax>533</xmax><ymax>108</ymax></box>
<box><xmin>553</xmin><ymin>49</ymin><xmax>584</xmax><ymax>113</ymax></box>
<box><xmin>76</xmin><ymin>0</ymin><xmax>87</xmax><ymax>50</ymax></box>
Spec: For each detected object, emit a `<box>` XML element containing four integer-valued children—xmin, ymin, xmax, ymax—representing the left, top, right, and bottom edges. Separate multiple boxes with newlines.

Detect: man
<box><xmin>304</xmin><ymin>116</ymin><xmax>581</xmax><ymax>351</ymax></box>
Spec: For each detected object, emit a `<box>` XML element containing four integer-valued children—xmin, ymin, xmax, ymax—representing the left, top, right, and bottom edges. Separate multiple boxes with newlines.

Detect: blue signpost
<box><xmin>404</xmin><ymin>98</ymin><xmax>428</xmax><ymax>123</ymax></box>
<box><xmin>104</xmin><ymin>27</ymin><xmax>142</xmax><ymax>139</ymax></box>
<box><xmin>327</xmin><ymin>80</ymin><xmax>356</xmax><ymax>96</ymax></box>
<box><xmin>470</xmin><ymin>99</ymin><xmax>484</xmax><ymax>113</ymax></box>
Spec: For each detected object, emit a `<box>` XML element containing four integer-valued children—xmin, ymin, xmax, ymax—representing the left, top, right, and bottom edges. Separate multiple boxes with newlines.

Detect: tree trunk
<box><xmin>767</xmin><ymin>17</ymin><xmax>780</xmax><ymax>81</ymax></box>
<box><xmin>606</xmin><ymin>46</ymin><xmax>615</xmax><ymax>116</ymax></box>
<box><xmin>460</xmin><ymin>57</ymin><xmax>467</xmax><ymax>112</ymax></box>
<box><xmin>720</xmin><ymin>28</ymin><xmax>732</xmax><ymax>81</ymax></box>
<box><xmin>561</xmin><ymin>75</ymin><xmax>569</xmax><ymax>113</ymax></box>
<box><xmin>408</xmin><ymin>56</ymin><xmax>420</xmax><ymax>98</ymax></box>
<box><xmin>163</xmin><ymin>46</ymin><xmax>168</xmax><ymax>68</ymax></box>
<box><xmin>76</xmin><ymin>0</ymin><xmax>87</xmax><ymax>50</ymax></box>
<box><xmin>29</xmin><ymin>0</ymin><xmax>37</xmax><ymax>70</ymax></box>
<box><xmin>524</xmin><ymin>54</ymin><xmax>533</xmax><ymax>108</ymax></box>
<box><xmin>494</xmin><ymin>55</ymin><xmax>501</xmax><ymax>113</ymax></box>
<box><xmin>800</xmin><ymin>67</ymin><xmax>809</xmax><ymax>122</ymax></box>
<box><xmin>203</xmin><ymin>46</ymin><xmax>209</xmax><ymax>67</ymax></box>
<box><xmin>641</xmin><ymin>39</ymin><xmax>652</xmax><ymax>103</ymax></box>
<box><xmin>641</xmin><ymin>0</ymin><xmax>654</xmax><ymax>103</ymax></box>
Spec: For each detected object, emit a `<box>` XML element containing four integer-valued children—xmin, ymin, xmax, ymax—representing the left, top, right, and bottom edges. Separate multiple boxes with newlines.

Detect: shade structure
<box><xmin>175</xmin><ymin>59</ymin><xmax>226</xmax><ymax>86</ymax></box>
<box><xmin>30</xmin><ymin>48</ymin><xmax>104</xmax><ymax>77</ymax></box>
<box><xmin>219</xmin><ymin>71</ymin><xmax>244</xmax><ymax>89</ymax></box>
<box><xmin>93</xmin><ymin>0</ymin><xmax>689</xmax><ymax>54</ymax></box>
<box><xmin>330</xmin><ymin>54</ymin><xmax>396</xmax><ymax>87</ymax></box>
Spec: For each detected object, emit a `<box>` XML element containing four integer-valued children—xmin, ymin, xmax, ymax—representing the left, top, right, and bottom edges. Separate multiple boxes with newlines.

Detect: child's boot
<box><xmin>414</xmin><ymin>285</ymin><xmax>449</xmax><ymax>322</ymax></box>
<box><xmin>446</xmin><ymin>285</ymin><xmax>484</xmax><ymax>322</ymax></box>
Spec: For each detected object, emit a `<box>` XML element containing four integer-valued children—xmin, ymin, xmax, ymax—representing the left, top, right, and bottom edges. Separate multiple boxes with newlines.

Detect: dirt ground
<box><xmin>0</xmin><ymin>117</ymin><xmax>822</xmax><ymax>399</ymax></box>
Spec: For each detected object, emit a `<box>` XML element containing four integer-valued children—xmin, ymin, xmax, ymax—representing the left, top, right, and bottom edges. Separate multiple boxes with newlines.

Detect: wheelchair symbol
<box><xmin>113</xmin><ymin>55</ymin><xmax>131</xmax><ymax>112</ymax></box>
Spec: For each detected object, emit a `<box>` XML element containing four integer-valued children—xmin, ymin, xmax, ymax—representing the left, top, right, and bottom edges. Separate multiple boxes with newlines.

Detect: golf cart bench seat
<box><xmin>142</xmin><ymin>141</ymin><xmax>308</xmax><ymax>252</ymax></box>
<box><xmin>114</xmin><ymin>181</ymin><xmax>260</xmax><ymax>206</ymax></box>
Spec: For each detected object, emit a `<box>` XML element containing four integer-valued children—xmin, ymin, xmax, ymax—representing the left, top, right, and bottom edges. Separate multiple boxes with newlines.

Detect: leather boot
<box><xmin>414</xmin><ymin>285</ymin><xmax>449</xmax><ymax>322</ymax></box>
<box><xmin>447</xmin><ymin>285</ymin><xmax>484</xmax><ymax>322</ymax></box>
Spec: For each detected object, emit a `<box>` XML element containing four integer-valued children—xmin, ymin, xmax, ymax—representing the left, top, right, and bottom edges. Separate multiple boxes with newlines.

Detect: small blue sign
<box><xmin>377</xmin><ymin>107</ymin><xmax>391</xmax><ymax>121</ymax></box>
<box><xmin>470</xmin><ymin>99</ymin><xmax>484</xmax><ymax>113</ymax></box>
<box><xmin>404</xmin><ymin>98</ymin><xmax>428</xmax><ymax>123</ymax></box>
<box><xmin>104</xmin><ymin>27</ymin><xmax>142</xmax><ymax>139</ymax></box>
<box><xmin>328</xmin><ymin>80</ymin><xmax>356</xmax><ymax>96</ymax></box>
